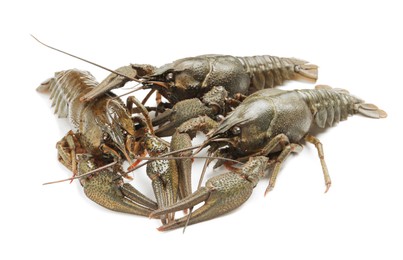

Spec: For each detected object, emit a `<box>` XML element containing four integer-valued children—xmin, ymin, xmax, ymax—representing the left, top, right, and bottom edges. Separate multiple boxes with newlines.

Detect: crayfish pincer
<box><xmin>76</xmin><ymin>154</ymin><xmax>157</xmax><ymax>216</ymax></box>
<box><xmin>150</xmin><ymin>156</ymin><xmax>269</xmax><ymax>231</ymax></box>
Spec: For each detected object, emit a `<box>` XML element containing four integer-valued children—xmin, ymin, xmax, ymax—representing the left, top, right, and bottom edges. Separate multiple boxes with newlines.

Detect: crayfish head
<box><xmin>144</xmin><ymin>57</ymin><xmax>211</xmax><ymax>103</ymax></box>
<box><xmin>206</xmin><ymin>98</ymin><xmax>275</xmax><ymax>158</ymax></box>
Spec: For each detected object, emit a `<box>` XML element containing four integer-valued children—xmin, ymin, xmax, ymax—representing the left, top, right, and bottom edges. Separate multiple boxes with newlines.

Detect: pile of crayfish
<box><xmin>36</xmin><ymin>38</ymin><xmax>386</xmax><ymax>231</ymax></box>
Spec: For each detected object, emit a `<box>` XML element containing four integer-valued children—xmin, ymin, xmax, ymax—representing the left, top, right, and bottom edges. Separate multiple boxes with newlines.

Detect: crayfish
<box><xmin>35</xmin><ymin>36</ymin><xmax>387</xmax><ymax>231</ymax></box>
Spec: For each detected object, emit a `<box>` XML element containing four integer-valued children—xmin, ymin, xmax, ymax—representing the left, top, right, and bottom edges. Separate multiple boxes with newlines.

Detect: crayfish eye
<box><xmin>230</xmin><ymin>126</ymin><xmax>241</xmax><ymax>135</ymax></box>
<box><xmin>166</xmin><ymin>72</ymin><xmax>174</xmax><ymax>82</ymax></box>
<box><xmin>216</xmin><ymin>114</ymin><xmax>225</xmax><ymax>122</ymax></box>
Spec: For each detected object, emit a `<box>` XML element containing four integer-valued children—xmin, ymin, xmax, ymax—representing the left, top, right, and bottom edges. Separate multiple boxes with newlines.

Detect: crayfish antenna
<box><xmin>31</xmin><ymin>35</ymin><xmax>143</xmax><ymax>85</ymax></box>
<box><xmin>182</xmin><ymin>153</ymin><xmax>212</xmax><ymax>234</ymax></box>
<box><xmin>42</xmin><ymin>161</ymin><xmax>117</xmax><ymax>185</ymax></box>
<box><xmin>192</xmin><ymin>135</ymin><xmax>220</xmax><ymax>156</ymax></box>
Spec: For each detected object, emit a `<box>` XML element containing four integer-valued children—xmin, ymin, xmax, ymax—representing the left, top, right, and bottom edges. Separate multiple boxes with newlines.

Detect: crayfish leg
<box><xmin>265</xmin><ymin>143</ymin><xmax>303</xmax><ymax>195</ymax></box>
<box><xmin>56</xmin><ymin>130</ymin><xmax>86</xmax><ymax>181</ymax></box>
<box><xmin>304</xmin><ymin>134</ymin><xmax>331</xmax><ymax>193</ymax></box>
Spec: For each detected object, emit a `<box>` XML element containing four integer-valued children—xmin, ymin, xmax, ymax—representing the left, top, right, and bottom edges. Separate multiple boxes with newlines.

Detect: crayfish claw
<box><xmin>81</xmin><ymin>170</ymin><xmax>156</xmax><ymax>217</ymax></box>
<box><xmin>154</xmin><ymin>97</ymin><xmax>218</xmax><ymax>137</ymax></box>
<box><xmin>121</xmin><ymin>183</ymin><xmax>158</xmax><ymax>210</ymax></box>
<box><xmin>80</xmin><ymin>65</ymin><xmax>139</xmax><ymax>102</ymax></box>
<box><xmin>77</xmin><ymin>154</ymin><xmax>157</xmax><ymax>217</ymax></box>
<box><xmin>151</xmin><ymin>156</ymin><xmax>268</xmax><ymax>231</ymax></box>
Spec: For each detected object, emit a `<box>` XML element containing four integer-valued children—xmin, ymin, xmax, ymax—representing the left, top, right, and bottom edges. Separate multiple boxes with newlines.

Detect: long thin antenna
<box><xmin>134</xmin><ymin>155</ymin><xmax>241</xmax><ymax>164</ymax></box>
<box><xmin>125</xmin><ymin>155</ymin><xmax>242</xmax><ymax>175</ymax></box>
<box><xmin>146</xmin><ymin>145</ymin><xmax>204</xmax><ymax>159</ymax></box>
<box><xmin>197</xmin><ymin>153</ymin><xmax>212</xmax><ymax>189</ymax></box>
<box><xmin>182</xmin><ymin>152</ymin><xmax>212</xmax><ymax>233</ymax></box>
<box><xmin>114</xmin><ymin>84</ymin><xmax>145</xmax><ymax>100</ymax></box>
<box><xmin>42</xmin><ymin>161</ymin><xmax>117</xmax><ymax>185</ymax></box>
<box><xmin>31</xmin><ymin>35</ymin><xmax>143</xmax><ymax>83</ymax></box>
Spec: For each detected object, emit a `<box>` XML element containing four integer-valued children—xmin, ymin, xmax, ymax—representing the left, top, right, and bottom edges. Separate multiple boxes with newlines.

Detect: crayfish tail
<box><xmin>36</xmin><ymin>78</ymin><xmax>52</xmax><ymax>93</ymax></box>
<box><xmin>294</xmin><ymin>63</ymin><xmax>319</xmax><ymax>81</ymax></box>
<box><xmin>355</xmin><ymin>103</ymin><xmax>388</xmax><ymax>119</ymax></box>
<box><xmin>238</xmin><ymin>55</ymin><xmax>319</xmax><ymax>93</ymax></box>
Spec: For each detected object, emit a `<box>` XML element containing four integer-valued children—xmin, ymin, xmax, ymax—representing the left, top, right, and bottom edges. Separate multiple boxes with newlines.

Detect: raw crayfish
<box><xmin>151</xmin><ymin>85</ymin><xmax>387</xmax><ymax>231</ymax></box>
<box><xmin>35</xmin><ymin>37</ymin><xmax>386</xmax><ymax>231</ymax></box>
<box><xmin>38</xmin><ymin>69</ymin><xmax>158</xmax><ymax>216</ymax></box>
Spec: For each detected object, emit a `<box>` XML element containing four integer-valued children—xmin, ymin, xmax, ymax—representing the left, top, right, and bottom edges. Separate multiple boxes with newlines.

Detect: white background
<box><xmin>1</xmin><ymin>0</ymin><xmax>402</xmax><ymax>259</ymax></box>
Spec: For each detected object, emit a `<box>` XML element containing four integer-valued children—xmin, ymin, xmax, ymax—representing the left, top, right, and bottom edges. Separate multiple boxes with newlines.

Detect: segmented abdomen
<box><xmin>237</xmin><ymin>55</ymin><xmax>318</xmax><ymax>93</ymax></box>
<box><xmin>296</xmin><ymin>87</ymin><xmax>364</xmax><ymax>128</ymax></box>
<box><xmin>38</xmin><ymin>69</ymin><xmax>98</xmax><ymax>128</ymax></box>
